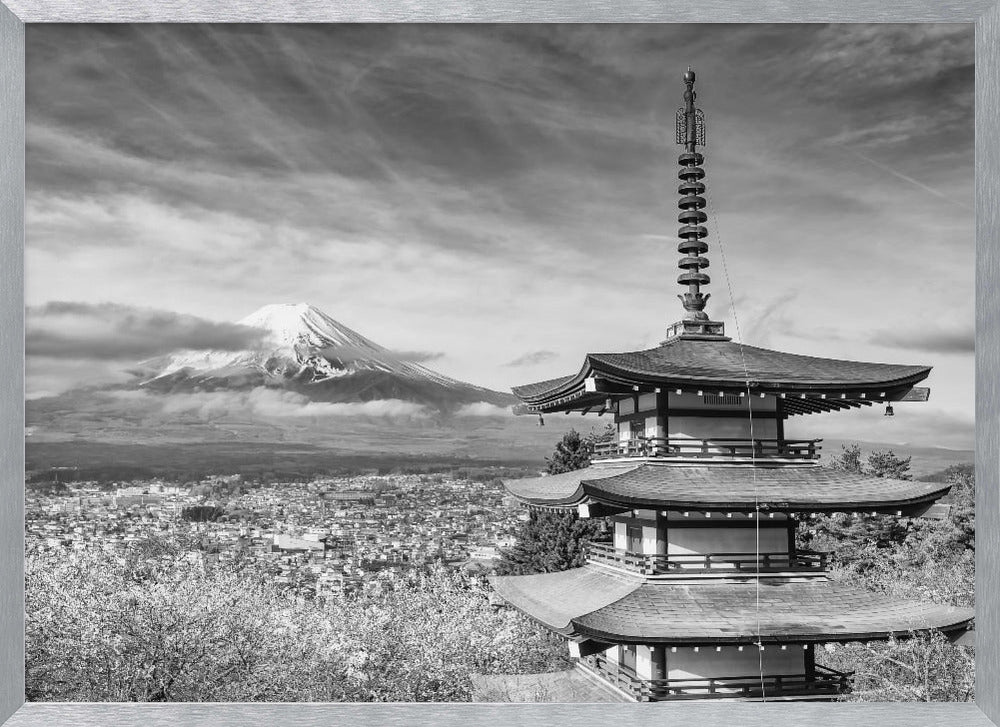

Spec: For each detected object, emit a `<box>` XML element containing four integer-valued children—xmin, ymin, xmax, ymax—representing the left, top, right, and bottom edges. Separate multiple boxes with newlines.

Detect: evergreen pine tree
<box><xmin>495</xmin><ymin>509</ymin><xmax>603</xmax><ymax>575</ymax></box>
<box><xmin>498</xmin><ymin>426</ymin><xmax>612</xmax><ymax>575</ymax></box>
<box><xmin>545</xmin><ymin>429</ymin><xmax>591</xmax><ymax>474</ymax></box>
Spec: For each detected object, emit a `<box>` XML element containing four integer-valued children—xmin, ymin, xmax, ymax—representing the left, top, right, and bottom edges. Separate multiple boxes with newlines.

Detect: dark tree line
<box><xmin>181</xmin><ymin>505</ymin><xmax>225</xmax><ymax>522</ymax></box>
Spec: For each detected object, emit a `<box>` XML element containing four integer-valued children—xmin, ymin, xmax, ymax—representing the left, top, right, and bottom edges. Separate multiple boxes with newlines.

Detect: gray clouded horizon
<box><xmin>26</xmin><ymin>301</ymin><xmax>267</xmax><ymax>360</ymax></box>
<box><xmin>503</xmin><ymin>351</ymin><xmax>558</xmax><ymax>368</ymax></box>
<box><xmin>25</xmin><ymin>23</ymin><xmax>975</xmax><ymax>447</ymax></box>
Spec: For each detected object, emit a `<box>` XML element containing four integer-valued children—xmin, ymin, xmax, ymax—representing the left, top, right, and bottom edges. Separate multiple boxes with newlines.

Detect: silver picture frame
<box><xmin>1</xmin><ymin>3</ymin><xmax>998</xmax><ymax>726</ymax></box>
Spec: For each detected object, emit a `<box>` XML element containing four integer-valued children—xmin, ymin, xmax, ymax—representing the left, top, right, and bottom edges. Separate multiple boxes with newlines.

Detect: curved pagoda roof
<box><xmin>503</xmin><ymin>461</ymin><xmax>950</xmax><ymax>514</ymax></box>
<box><xmin>512</xmin><ymin>337</ymin><xmax>931</xmax><ymax>415</ymax></box>
<box><xmin>491</xmin><ymin>566</ymin><xmax>974</xmax><ymax>644</ymax></box>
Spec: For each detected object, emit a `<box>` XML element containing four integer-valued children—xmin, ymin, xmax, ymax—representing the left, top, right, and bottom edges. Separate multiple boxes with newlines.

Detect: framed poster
<box><xmin>1</xmin><ymin>3</ymin><xmax>999</xmax><ymax>727</ymax></box>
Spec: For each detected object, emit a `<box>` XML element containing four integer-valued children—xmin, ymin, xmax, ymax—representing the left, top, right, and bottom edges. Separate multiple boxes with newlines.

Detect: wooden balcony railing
<box><xmin>590</xmin><ymin>437</ymin><xmax>821</xmax><ymax>462</ymax></box>
<box><xmin>582</xmin><ymin>653</ymin><xmax>852</xmax><ymax>701</ymax></box>
<box><xmin>586</xmin><ymin>541</ymin><xmax>829</xmax><ymax>575</ymax></box>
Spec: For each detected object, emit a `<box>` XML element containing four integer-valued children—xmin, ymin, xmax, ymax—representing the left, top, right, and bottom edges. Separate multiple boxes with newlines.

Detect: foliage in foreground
<box><xmin>25</xmin><ymin>539</ymin><xmax>568</xmax><ymax>702</ymax></box>
<box><xmin>804</xmin><ymin>447</ymin><xmax>976</xmax><ymax>702</ymax></box>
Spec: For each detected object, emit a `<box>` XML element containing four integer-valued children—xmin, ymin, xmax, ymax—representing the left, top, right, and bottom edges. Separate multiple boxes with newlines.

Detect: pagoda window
<box><xmin>702</xmin><ymin>393</ymin><xmax>742</xmax><ymax>406</ymax></box>
<box><xmin>668</xmin><ymin>391</ymin><xmax>777</xmax><ymax>412</ymax></box>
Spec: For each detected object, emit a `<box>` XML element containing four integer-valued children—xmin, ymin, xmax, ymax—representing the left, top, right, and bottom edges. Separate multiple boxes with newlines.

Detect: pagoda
<box><xmin>490</xmin><ymin>69</ymin><xmax>974</xmax><ymax>702</ymax></box>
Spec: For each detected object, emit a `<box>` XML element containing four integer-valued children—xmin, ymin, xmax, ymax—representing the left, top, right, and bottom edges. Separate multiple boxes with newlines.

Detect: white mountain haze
<box><xmin>24</xmin><ymin>303</ymin><xmax>973</xmax><ymax>472</ymax></box>
<box><xmin>137</xmin><ymin>303</ymin><xmax>515</xmax><ymax>410</ymax></box>
<box><xmin>25</xmin><ymin>301</ymin><xmax>566</xmax><ymax>462</ymax></box>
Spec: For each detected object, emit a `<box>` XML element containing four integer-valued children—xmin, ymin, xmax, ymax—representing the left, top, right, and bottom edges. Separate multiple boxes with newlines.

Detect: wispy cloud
<box><xmin>318</xmin><ymin>344</ymin><xmax>444</xmax><ymax>365</ymax></box>
<box><xmin>831</xmin><ymin>144</ymin><xmax>973</xmax><ymax>211</ymax></box>
<box><xmin>503</xmin><ymin>350</ymin><xmax>558</xmax><ymax>367</ymax></box>
<box><xmin>738</xmin><ymin>292</ymin><xmax>799</xmax><ymax>349</ymax></box>
<box><xmin>454</xmin><ymin>402</ymin><xmax>512</xmax><ymax>417</ymax></box>
<box><xmin>111</xmin><ymin>388</ymin><xmax>432</xmax><ymax>421</ymax></box>
<box><xmin>873</xmin><ymin>326</ymin><xmax>974</xmax><ymax>355</ymax></box>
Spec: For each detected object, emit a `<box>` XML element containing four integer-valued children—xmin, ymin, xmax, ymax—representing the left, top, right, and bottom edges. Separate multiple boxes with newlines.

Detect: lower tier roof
<box><xmin>490</xmin><ymin>566</ymin><xmax>974</xmax><ymax>644</ymax></box>
<box><xmin>503</xmin><ymin>462</ymin><xmax>950</xmax><ymax>513</ymax></box>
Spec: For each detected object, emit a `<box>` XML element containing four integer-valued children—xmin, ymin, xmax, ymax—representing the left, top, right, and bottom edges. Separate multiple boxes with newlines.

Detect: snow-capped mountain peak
<box><xmin>238</xmin><ymin>302</ymin><xmax>381</xmax><ymax>353</ymax></box>
<box><xmin>140</xmin><ymin>303</ymin><xmax>513</xmax><ymax>409</ymax></box>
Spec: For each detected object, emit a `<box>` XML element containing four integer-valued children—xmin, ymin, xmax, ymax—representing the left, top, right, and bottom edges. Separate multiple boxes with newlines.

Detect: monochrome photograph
<box><xmin>23</xmin><ymin>23</ymin><xmax>975</xmax><ymax>702</ymax></box>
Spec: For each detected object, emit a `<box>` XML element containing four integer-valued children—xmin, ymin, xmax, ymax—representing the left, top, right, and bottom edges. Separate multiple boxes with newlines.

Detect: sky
<box><xmin>25</xmin><ymin>24</ymin><xmax>976</xmax><ymax>448</ymax></box>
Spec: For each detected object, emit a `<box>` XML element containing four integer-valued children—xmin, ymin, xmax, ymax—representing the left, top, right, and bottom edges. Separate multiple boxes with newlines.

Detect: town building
<box><xmin>490</xmin><ymin>69</ymin><xmax>975</xmax><ymax>702</ymax></box>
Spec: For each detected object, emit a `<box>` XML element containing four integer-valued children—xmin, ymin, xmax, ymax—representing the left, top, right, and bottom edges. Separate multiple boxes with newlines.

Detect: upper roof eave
<box><xmin>512</xmin><ymin>342</ymin><xmax>931</xmax><ymax>409</ymax></box>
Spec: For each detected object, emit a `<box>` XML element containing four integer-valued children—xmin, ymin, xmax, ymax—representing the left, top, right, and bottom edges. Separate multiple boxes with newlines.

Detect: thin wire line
<box><xmin>705</xmin><ymin>184</ymin><xmax>766</xmax><ymax>701</ymax></box>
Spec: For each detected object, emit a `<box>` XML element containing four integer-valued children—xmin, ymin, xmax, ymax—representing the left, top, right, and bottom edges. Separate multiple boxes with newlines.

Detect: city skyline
<box><xmin>25</xmin><ymin>24</ymin><xmax>975</xmax><ymax>448</ymax></box>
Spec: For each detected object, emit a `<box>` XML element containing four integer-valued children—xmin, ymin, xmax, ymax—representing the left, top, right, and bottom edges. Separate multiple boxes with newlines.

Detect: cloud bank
<box><xmin>27</xmin><ymin>302</ymin><xmax>266</xmax><ymax>360</ymax></box>
<box><xmin>111</xmin><ymin>387</ymin><xmax>432</xmax><ymax>421</ymax></box>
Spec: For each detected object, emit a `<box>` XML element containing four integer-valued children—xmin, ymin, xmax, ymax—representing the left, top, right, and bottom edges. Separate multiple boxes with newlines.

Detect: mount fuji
<box><xmin>137</xmin><ymin>303</ymin><xmax>515</xmax><ymax>411</ymax></box>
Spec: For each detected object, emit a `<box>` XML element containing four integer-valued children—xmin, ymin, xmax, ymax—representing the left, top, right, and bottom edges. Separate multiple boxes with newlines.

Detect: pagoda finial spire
<box><xmin>662</xmin><ymin>68</ymin><xmax>726</xmax><ymax>342</ymax></box>
<box><xmin>676</xmin><ymin>67</ymin><xmax>710</xmax><ymax>321</ymax></box>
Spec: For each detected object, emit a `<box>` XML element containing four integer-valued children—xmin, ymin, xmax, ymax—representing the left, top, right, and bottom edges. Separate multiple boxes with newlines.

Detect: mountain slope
<box><xmin>139</xmin><ymin>303</ymin><xmax>514</xmax><ymax>409</ymax></box>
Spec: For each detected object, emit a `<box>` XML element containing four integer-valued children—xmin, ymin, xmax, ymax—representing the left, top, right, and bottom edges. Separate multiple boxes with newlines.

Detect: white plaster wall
<box><xmin>637</xmin><ymin>393</ymin><xmax>657</xmax><ymax>411</ymax></box>
<box><xmin>617</xmin><ymin>421</ymin><xmax>630</xmax><ymax>442</ymax></box>
<box><xmin>667</xmin><ymin>646</ymin><xmax>804</xmax><ymax>680</ymax></box>
<box><xmin>604</xmin><ymin>644</ymin><xmax>618</xmax><ymax>664</ymax></box>
<box><xmin>636</xmin><ymin>645</ymin><xmax>656</xmax><ymax>680</ymax></box>
<box><xmin>613</xmin><ymin>521</ymin><xmax>627</xmax><ymax>550</ymax></box>
<box><xmin>668</xmin><ymin>415</ymin><xmax>778</xmax><ymax>440</ymax></box>
<box><xmin>642</xmin><ymin>525</ymin><xmax>663</xmax><ymax>555</ymax></box>
<box><xmin>667</xmin><ymin>526</ymin><xmax>788</xmax><ymax>558</ymax></box>
<box><xmin>620</xmin><ymin>398</ymin><xmax>635</xmax><ymax>415</ymax></box>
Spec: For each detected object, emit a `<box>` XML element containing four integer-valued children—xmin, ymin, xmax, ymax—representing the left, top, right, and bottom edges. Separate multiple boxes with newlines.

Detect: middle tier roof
<box><xmin>504</xmin><ymin>462</ymin><xmax>950</xmax><ymax>513</ymax></box>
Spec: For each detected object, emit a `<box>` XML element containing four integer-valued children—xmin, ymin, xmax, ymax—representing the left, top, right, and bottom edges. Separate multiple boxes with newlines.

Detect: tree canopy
<box><xmin>25</xmin><ymin>536</ymin><xmax>568</xmax><ymax>702</ymax></box>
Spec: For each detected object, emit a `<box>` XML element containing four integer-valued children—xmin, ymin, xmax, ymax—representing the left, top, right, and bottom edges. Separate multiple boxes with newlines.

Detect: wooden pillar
<box><xmin>654</xmin><ymin>510</ymin><xmax>667</xmax><ymax>558</ymax></box>
<box><xmin>656</xmin><ymin>391</ymin><xmax>669</xmax><ymax>446</ymax></box>
<box><xmin>775</xmin><ymin>396</ymin><xmax>785</xmax><ymax>441</ymax></box>
<box><xmin>652</xmin><ymin>644</ymin><xmax>667</xmax><ymax>680</ymax></box>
